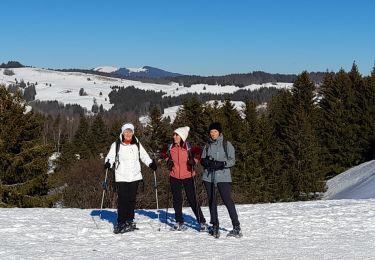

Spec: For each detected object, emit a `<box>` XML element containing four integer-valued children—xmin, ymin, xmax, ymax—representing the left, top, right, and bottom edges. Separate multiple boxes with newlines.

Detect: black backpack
<box><xmin>204</xmin><ymin>138</ymin><xmax>229</xmax><ymax>160</ymax></box>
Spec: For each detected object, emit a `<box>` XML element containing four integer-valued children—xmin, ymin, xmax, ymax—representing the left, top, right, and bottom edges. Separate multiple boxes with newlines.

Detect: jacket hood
<box><xmin>209</xmin><ymin>134</ymin><xmax>223</xmax><ymax>143</ymax></box>
<box><xmin>119</xmin><ymin>134</ymin><xmax>139</xmax><ymax>145</ymax></box>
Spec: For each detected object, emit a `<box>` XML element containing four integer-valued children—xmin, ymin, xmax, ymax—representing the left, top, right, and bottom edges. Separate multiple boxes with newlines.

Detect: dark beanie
<box><xmin>209</xmin><ymin>122</ymin><xmax>222</xmax><ymax>133</ymax></box>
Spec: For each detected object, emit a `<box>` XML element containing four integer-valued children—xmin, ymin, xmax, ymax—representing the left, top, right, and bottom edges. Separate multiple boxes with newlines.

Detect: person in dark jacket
<box><xmin>200</xmin><ymin>122</ymin><xmax>242</xmax><ymax>238</ymax></box>
<box><xmin>160</xmin><ymin>126</ymin><xmax>206</xmax><ymax>231</ymax></box>
<box><xmin>105</xmin><ymin>123</ymin><xmax>157</xmax><ymax>234</ymax></box>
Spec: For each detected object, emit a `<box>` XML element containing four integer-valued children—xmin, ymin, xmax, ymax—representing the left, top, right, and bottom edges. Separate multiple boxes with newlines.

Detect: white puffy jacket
<box><xmin>105</xmin><ymin>136</ymin><xmax>152</xmax><ymax>182</ymax></box>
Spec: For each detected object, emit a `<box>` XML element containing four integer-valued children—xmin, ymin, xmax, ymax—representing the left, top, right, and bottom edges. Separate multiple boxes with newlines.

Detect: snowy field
<box><xmin>0</xmin><ymin>67</ymin><xmax>292</xmax><ymax>112</ymax></box>
<box><xmin>1</xmin><ymin>199</ymin><xmax>375</xmax><ymax>260</ymax></box>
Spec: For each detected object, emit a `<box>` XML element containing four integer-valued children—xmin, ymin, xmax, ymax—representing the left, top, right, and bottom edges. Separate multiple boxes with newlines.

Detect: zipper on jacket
<box><xmin>178</xmin><ymin>145</ymin><xmax>181</xmax><ymax>179</ymax></box>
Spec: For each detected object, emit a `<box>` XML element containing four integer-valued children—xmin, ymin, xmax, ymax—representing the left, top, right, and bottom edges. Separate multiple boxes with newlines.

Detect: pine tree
<box><xmin>349</xmin><ymin>63</ymin><xmax>374</xmax><ymax>161</ymax></box>
<box><xmin>284</xmin><ymin>108</ymin><xmax>324</xmax><ymax>200</ymax></box>
<box><xmin>257</xmin><ymin>114</ymin><xmax>285</xmax><ymax>201</ymax></box>
<box><xmin>219</xmin><ymin>99</ymin><xmax>243</xmax><ymax>142</ymax></box>
<box><xmin>363</xmin><ymin>66</ymin><xmax>375</xmax><ymax>160</ymax></box>
<box><xmin>285</xmin><ymin>72</ymin><xmax>324</xmax><ymax>199</ymax></box>
<box><xmin>0</xmin><ymin>85</ymin><xmax>55</xmax><ymax>207</ymax></box>
<box><xmin>143</xmin><ymin>106</ymin><xmax>172</xmax><ymax>154</ymax></box>
<box><xmin>89</xmin><ymin>114</ymin><xmax>108</xmax><ymax>157</ymax></box>
<box><xmin>173</xmin><ymin>96</ymin><xmax>208</xmax><ymax>145</ymax></box>
<box><xmin>237</xmin><ymin>100</ymin><xmax>264</xmax><ymax>202</ymax></box>
<box><xmin>72</xmin><ymin>114</ymin><xmax>91</xmax><ymax>159</ymax></box>
<box><xmin>319</xmin><ymin>69</ymin><xmax>361</xmax><ymax>178</ymax></box>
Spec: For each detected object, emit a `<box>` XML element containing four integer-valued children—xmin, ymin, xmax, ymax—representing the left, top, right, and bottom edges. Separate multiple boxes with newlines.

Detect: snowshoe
<box><xmin>226</xmin><ymin>225</ymin><xmax>242</xmax><ymax>238</ymax></box>
<box><xmin>114</xmin><ymin>221</ymin><xmax>138</xmax><ymax>234</ymax></box>
<box><xmin>171</xmin><ymin>222</ymin><xmax>187</xmax><ymax>231</ymax></box>
<box><xmin>199</xmin><ymin>222</ymin><xmax>208</xmax><ymax>232</ymax></box>
<box><xmin>121</xmin><ymin>221</ymin><xmax>138</xmax><ymax>233</ymax></box>
<box><xmin>113</xmin><ymin>223</ymin><xmax>126</xmax><ymax>234</ymax></box>
<box><xmin>208</xmin><ymin>225</ymin><xmax>220</xmax><ymax>238</ymax></box>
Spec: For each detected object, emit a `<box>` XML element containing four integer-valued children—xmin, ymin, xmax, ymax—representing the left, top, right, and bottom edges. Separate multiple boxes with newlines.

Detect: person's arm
<box><xmin>200</xmin><ymin>144</ymin><xmax>211</xmax><ymax>169</ymax></box>
<box><xmin>191</xmin><ymin>144</ymin><xmax>202</xmax><ymax>163</ymax></box>
<box><xmin>104</xmin><ymin>142</ymin><xmax>116</xmax><ymax>167</ymax></box>
<box><xmin>224</xmin><ymin>141</ymin><xmax>235</xmax><ymax>168</ymax></box>
<box><xmin>139</xmin><ymin>143</ymin><xmax>153</xmax><ymax>166</ymax></box>
<box><xmin>159</xmin><ymin>143</ymin><xmax>170</xmax><ymax>161</ymax></box>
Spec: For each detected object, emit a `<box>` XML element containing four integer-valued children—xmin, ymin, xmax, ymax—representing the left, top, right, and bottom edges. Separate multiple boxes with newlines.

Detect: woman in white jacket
<box><xmin>105</xmin><ymin>123</ymin><xmax>157</xmax><ymax>234</ymax></box>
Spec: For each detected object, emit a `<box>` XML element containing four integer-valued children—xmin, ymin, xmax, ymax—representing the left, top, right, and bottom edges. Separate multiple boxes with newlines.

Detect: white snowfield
<box><xmin>1</xmin><ymin>199</ymin><xmax>375</xmax><ymax>260</ymax></box>
<box><xmin>324</xmin><ymin>160</ymin><xmax>375</xmax><ymax>200</ymax></box>
<box><xmin>0</xmin><ymin>67</ymin><xmax>292</xmax><ymax>112</ymax></box>
<box><xmin>93</xmin><ymin>66</ymin><xmax>118</xmax><ymax>73</ymax></box>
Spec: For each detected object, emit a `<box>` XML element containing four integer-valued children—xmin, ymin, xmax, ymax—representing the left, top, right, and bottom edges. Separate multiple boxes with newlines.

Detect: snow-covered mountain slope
<box><xmin>141</xmin><ymin>101</ymin><xmax>250</xmax><ymax>124</ymax></box>
<box><xmin>0</xmin><ymin>67</ymin><xmax>179</xmax><ymax>111</ymax></box>
<box><xmin>93</xmin><ymin>66</ymin><xmax>118</xmax><ymax>73</ymax></box>
<box><xmin>1</xmin><ymin>200</ymin><xmax>375</xmax><ymax>259</ymax></box>
<box><xmin>113</xmin><ymin>65</ymin><xmax>182</xmax><ymax>78</ymax></box>
<box><xmin>0</xmin><ymin>67</ymin><xmax>292</xmax><ymax>112</ymax></box>
<box><xmin>323</xmin><ymin>160</ymin><xmax>375</xmax><ymax>200</ymax></box>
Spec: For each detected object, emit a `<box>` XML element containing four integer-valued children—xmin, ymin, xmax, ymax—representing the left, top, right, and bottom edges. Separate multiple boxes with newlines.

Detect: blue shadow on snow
<box><xmin>90</xmin><ymin>209</ymin><xmax>206</xmax><ymax>231</ymax></box>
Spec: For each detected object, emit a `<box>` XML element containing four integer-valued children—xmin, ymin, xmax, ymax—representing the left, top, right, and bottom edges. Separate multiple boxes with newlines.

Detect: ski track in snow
<box><xmin>1</xmin><ymin>200</ymin><xmax>375</xmax><ymax>259</ymax></box>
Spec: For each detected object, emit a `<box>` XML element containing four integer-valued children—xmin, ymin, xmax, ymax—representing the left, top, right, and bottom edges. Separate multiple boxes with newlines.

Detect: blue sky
<box><xmin>1</xmin><ymin>0</ymin><xmax>374</xmax><ymax>75</ymax></box>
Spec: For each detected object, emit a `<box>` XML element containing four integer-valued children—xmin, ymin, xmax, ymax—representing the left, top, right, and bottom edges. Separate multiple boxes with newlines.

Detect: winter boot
<box><xmin>227</xmin><ymin>225</ymin><xmax>242</xmax><ymax>238</ymax></box>
<box><xmin>122</xmin><ymin>221</ymin><xmax>137</xmax><ymax>233</ymax></box>
<box><xmin>199</xmin><ymin>222</ymin><xmax>207</xmax><ymax>232</ymax></box>
<box><xmin>209</xmin><ymin>224</ymin><xmax>220</xmax><ymax>238</ymax></box>
<box><xmin>172</xmin><ymin>222</ymin><xmax>187</xmax><ymax>231</ymax></box>
<box><xmin>113</xmin><ymin>222</ymin><xmax>126</xmax><ymax>234</ymax></box>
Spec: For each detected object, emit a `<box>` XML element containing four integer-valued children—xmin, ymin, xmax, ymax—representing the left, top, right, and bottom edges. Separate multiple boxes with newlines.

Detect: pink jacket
<box><xmin>160</xmin><ymin>142</ymin><xmax>201</xmax><ymax>179</ymax></box>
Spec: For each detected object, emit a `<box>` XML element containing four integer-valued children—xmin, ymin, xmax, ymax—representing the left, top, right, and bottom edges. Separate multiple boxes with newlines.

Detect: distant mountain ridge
<box><xmin>111</xmin><ymin>66</ymin><xmax>183</xmax><ymax>78</ymax></box>
<box><xmin>2</xmin><ymin>60</ymin><xmax>326</xmax><ymax>85</ymax></box>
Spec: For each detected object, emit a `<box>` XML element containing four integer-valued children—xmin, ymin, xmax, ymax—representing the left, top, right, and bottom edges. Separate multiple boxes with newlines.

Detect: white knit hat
<box><xmin>121</xmin><ymin>123</ymin><xmax>135</xmax><ymax>133</ymax></box>
<box><xmin>174</xmin><ymin>126</ymin><xmax>190</xmax><ymax>142</ymax></box>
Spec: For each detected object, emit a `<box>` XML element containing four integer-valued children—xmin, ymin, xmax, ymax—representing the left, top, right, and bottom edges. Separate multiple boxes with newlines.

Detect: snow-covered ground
<box><xmin>0</xmin><ymin>67</ymin><xmax>292</xmax><ymax>112</ymax></box>
<box><xmin>324</xmin><ymin>160</ymin><xmax>375</xmax><ymax>200</ymax></box>
<box><xmin>2</xmin><ymin>161</ymin><xmax>375</xmax><ymax>259</ymax></box>
<box><xmin>1</xmin><ymin>200</ymin><xmax>375</xmax><ymax>259</ymax></box>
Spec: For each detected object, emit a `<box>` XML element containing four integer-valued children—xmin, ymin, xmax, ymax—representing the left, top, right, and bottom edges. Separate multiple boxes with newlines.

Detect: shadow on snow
<box><xmin>90</xmin><ymin>209</ymin><xmax>206</xmax><ymax>231</ymax></box>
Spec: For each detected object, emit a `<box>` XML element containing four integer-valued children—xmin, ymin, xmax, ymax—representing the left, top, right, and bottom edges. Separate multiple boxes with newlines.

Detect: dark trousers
<box><xmin>117</xmin><ymin>181</ymin><xmax>140</xmax><ymax>224</ymax></box>
<box><xmin>203</xmin><ymin>181</ymin><xmax>240</xmax><ymax>227</ymax></box>
<box><xmin>170</xmin><ymin>176</ymin><xmax>206</xmax><ymax>224</ymax></box>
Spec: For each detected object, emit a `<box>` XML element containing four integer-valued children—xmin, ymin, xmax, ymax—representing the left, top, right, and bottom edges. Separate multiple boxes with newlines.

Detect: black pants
<box><xmin>203</xmin><ymin>181</ymin><xmax>240</xmax><ymax>227</ymax></box>
<box><xmin>170</xmin><ymin>176</ymin><xmax>206</xmax><ymax>224</ymax></box>
<box><xmin>117</xmin><ymin>181</ymin><xmax>140</xmax><ymax>224</ymax></box>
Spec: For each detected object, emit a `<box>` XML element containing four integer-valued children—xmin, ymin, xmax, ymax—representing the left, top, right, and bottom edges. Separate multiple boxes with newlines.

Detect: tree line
<box><xmin>0</xmin><ymin>63</ymin><xmax>374</xmax><ymax>208</ymax></box>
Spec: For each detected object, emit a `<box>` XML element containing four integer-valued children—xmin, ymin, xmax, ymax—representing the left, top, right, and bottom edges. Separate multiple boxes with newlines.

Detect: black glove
<box><xmin>167</xmin><ymin>159</ymin><xmax>174</xmax><ymax>170</ymax></box>
<box><xmin>104</xmin><ymin>161</ymin><xmax>111</xmax><ymax>169</ymax></box>
<box><xmin>149</xmin><ymin>159</ymin><xmax>157</xmax><ymax>171</ymax></box>
<box><xmin>212</xmin><ymin>160</ymin><xmax>226</xmax><ymax>170</ymax></box>
<box><xmin>200</xmin><ymin>157</ymin><xmax>212</xmax><ymax>169</ymax></box>
<box><xmin>188</xmin><ymin>157</ymin><xmax>196</xmax><ymax>167</ymax></box>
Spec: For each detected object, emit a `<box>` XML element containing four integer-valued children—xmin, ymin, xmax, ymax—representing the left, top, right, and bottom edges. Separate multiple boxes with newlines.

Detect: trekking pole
<box><xmin>100</xmin><ymin>167</ymin><xmax>109</xmax><ymax>219</ymax></box>
<box><xmin>190</xmin><ymin>166</ymin><xmax>201</xmax><ymax>227</ymax></box>
<box><xmin>165</xmin><ymin>175</ymin><xmax>170</xmax><ymax>229</ymax></box>
<box><xmin>153</xmin><ymin>168</ymin><xmax>161</xmax><ymax>231</ymax></box>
